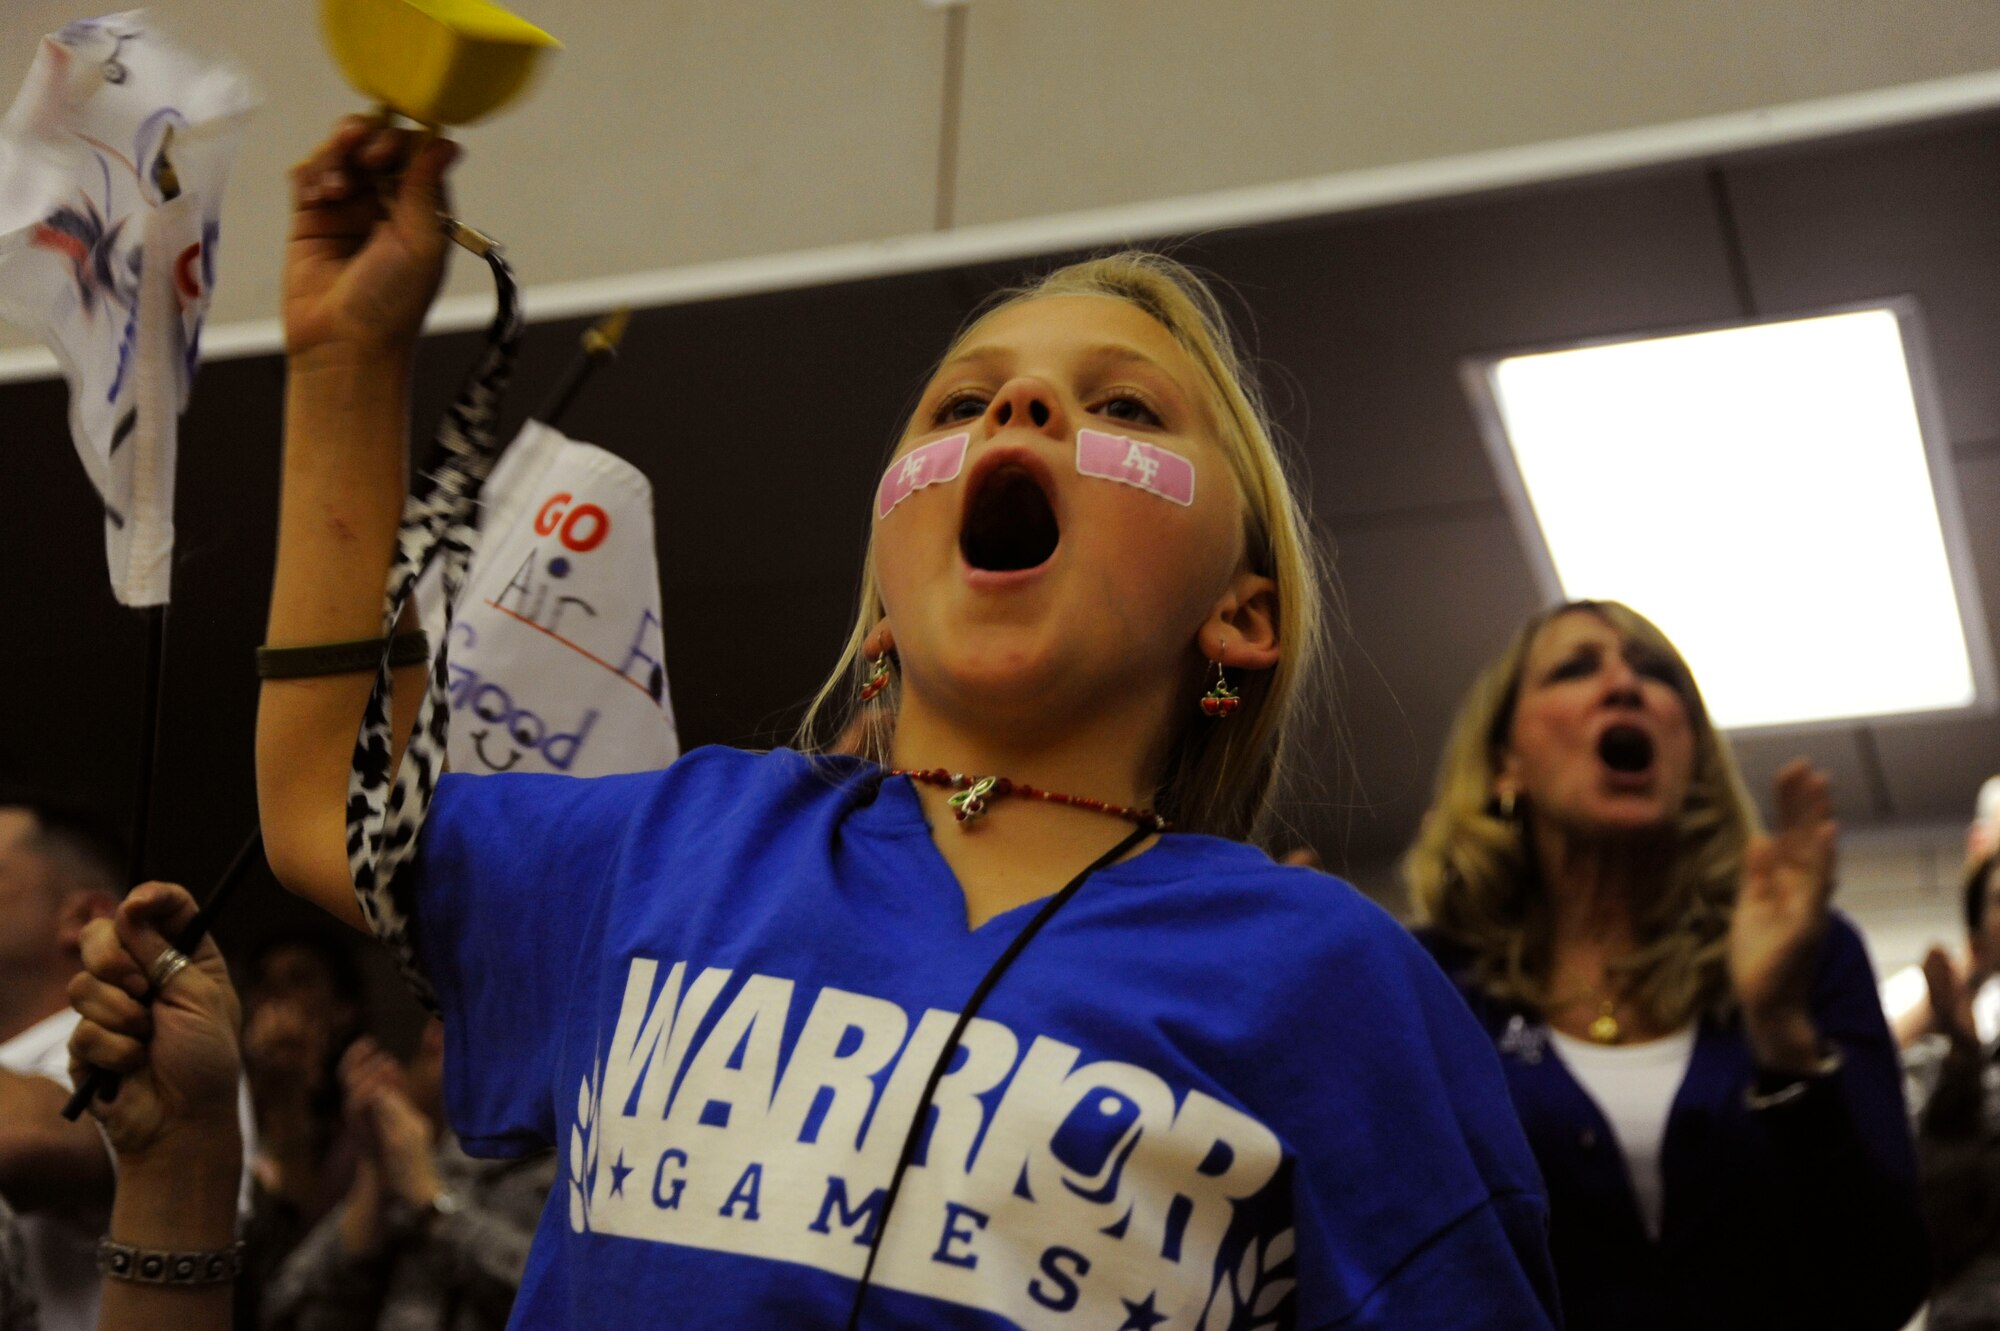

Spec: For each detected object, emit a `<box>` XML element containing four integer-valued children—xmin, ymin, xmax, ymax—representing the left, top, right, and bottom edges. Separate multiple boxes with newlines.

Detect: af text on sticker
<box><xmin>876</xmin><ymin>433</ymin><xmax>970</xmax><ymax>518</ymax></box>
<box><xmin>1075</xmin><ymin>429</ymin><xmax>1195</xmax><ymax>506</ymax></box>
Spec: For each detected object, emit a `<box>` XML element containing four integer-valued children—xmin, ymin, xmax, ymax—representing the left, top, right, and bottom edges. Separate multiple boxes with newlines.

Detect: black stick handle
<box><xmin>127</xmin><ymin>605</ymin><xmax>168</xmax><ymax>885</ymax></box>
<box><xmin>536</xmin><ymin>307</ymin><xmax>630</xmax><ymax>429</ymax></box>
<box><xmin>61</xmin><ymin>830</ymin><xmax>263</xmax><ymax>1121</ymax></box>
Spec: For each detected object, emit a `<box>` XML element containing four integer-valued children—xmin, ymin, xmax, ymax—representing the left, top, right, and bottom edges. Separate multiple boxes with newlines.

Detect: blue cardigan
<box><xmin>1418</xmin><ymin>916</ymin><xmax>1928</xmax><ymax>1330</ymax></box>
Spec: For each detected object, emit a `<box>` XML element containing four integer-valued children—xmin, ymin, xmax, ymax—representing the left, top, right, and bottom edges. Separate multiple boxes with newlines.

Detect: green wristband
<box><xmin>256</xmin><ymin>631</ymin><xmax>431</xmax><ymax>679</ymax></box>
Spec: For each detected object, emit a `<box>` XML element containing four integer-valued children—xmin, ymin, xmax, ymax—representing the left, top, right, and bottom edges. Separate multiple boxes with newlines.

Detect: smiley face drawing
<box><xmin>446</xmin><ymin>624</ymin><xmax>528</xmax><ymax>772</ymax></box>
<box><xmin>446</xmin><ymin>621</ymin><xmax>592</xmax><ymax>774</ymax></box>
<box><xmin>467</xmin><ymin>685</ymin><xmax>547</xmax><ymax>771</ymax></box>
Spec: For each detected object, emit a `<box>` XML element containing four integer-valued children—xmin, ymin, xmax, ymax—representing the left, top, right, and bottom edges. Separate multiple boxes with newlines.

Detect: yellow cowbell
<box><xmin>320</xmin><ymin>0</ymin><xmax>559</xmax><ymax>127</ymax></box>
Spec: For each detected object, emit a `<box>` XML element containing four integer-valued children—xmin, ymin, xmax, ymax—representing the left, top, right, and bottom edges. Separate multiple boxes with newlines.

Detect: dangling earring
<box><xmin>1199</xmin><ymin>658</ymin><xmax>1241</xmax><ymax>718</ymax></box>
<box><xmin>1495</xmin><ymin>788</ymin><xmax>1517</xmax><ymax>820</ymax></box>
<box><xmin>859</xmin><ymin>651</ymin><xmax>893</xmax><ymax>702</ymax></box>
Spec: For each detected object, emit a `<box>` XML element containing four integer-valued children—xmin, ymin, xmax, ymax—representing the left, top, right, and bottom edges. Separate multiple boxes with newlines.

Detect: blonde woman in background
<box><xmin>1407</xmin><ymin>600</ymin><xmax>1927</xmax><ymax>1330</ymax></box>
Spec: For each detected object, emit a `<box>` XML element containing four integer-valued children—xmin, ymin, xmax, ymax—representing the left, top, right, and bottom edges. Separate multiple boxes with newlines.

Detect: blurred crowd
<box><xmin>0</xmin><ymin>795</ymin><xmax>553</xmax><ymax>1331</ymax></box>
<box><xmin>1903</xmin><ymin>778</ymin><xmax>2000</xmax><ymax>1330</ymax></box>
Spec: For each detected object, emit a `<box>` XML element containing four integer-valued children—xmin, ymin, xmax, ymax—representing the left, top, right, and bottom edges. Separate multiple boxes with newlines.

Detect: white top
<box><xmin>1973</xmin><ymin>973</ymin><xmax>2000</xmax><ymax>1046</ymax></box>
<box><xmin>1548</xmin><ymin>1023</ymin><xmax>1698</xmax><ymax>1240</ymax></box>
<box><xmin>2</xmin><ymin>1008</ymin><xmax>101</xmax><ymax>1331</ymax></box>
<box><xmin>0</xmin><ymin>1007</ymin><xmax>258</xmax><ymax>1331</ymax></box>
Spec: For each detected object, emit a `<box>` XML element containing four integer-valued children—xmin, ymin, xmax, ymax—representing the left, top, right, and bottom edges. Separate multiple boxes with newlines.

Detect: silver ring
<box><xmin>147</xmin><ymin>947</ymin><xmax>192</xmax><ymax>993</ymax></box>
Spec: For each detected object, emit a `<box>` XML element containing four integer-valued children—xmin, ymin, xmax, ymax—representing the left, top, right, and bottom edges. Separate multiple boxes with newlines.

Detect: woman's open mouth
<box><xmin>960</xmin><ymin>462</ymin><xmax>1060</xmax><ymax>573</ymax></box>
<box><xmin>1597</xmin><ymin>724</ymin><xmax>1655</xmax><ymax>775</ymax></box>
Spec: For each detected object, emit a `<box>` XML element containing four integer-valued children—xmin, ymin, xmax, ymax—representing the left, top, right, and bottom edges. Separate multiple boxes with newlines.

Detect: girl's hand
<box><xmin>66</xmin><ymin>884</ymin><xmax>243</xmax><ymax>1163</ymax></box>
<box><xmin>284</xmin><ymin>116</ymin><xmax>460</xmax><ymax>363</ymax></box>
<box><xmin>1729</xmin><ymin>760</ymin><xmax>1838</xmax><ymax>1073</ymax></box>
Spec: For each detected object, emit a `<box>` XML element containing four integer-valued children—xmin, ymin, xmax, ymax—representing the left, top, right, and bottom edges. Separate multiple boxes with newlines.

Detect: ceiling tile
<box><xmin>1727</xmin><ymin>729</ymin><xmax>1880</xmax><ymax>827</ymax></box>
<box><xmin>1723</xmin><ymin>120</ymin><xmax>2000</xmax><ymax>446</ymax></box>
<box><xmin>952</xmin><ymin>1</ymin><xmax>2000</xmax><ymax>229</ymax></box>
<box><xmin>1166</xmin><ymin>169</ymin><xmax>1747</xmax><ymax>521</ymax></box>
<box><xmin>1870</xmin><ymin>713</ymin><xmax>2000</xmax><ymax>825</ymax></box>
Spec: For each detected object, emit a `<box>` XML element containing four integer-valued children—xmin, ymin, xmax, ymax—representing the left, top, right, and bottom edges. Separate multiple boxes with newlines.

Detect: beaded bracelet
<box><xmin>256</xmin><ymin>631</ymin><xmax>431</xmax><ymax>679</ymax></box>
<box><xmin>97</xmin><ymin>1237</ymin><xmax>246</xmax><ymax>1286</ymax></box>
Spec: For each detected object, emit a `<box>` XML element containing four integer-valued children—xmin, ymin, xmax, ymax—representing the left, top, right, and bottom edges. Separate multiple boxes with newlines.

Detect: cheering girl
<box><xmin>250</xmin><ymin>118</ymin><xmax>1560</xmax><ymax>1330</ymax></box>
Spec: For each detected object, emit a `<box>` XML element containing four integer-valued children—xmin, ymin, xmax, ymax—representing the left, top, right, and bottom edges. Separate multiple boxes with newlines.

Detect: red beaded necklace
<box><xmin>889</xmin><ymin>768</ymin><xmax>1169</xmax><ymax>833</ymax></box>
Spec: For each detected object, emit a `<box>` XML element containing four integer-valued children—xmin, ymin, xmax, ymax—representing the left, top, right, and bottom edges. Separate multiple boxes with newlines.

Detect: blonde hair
<box><xmin>797</xmin><ymin>252</ymin><xmax>1331</xmax><ymax>843</ymax></box>
<box><xmin>1404</xmin><ymin>600</ymin><xmax>1758</xmax><ymax>1027</ymax></box>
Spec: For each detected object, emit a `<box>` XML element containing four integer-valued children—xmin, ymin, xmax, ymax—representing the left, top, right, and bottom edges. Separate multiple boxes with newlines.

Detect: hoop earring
<box><xmin>859</xmin><ymin>651</ymin><xmax>893</xmax><ymax>702</ymax></box>
<box><xmin>1199</xmin><ymin>659</ymin><xmax>1241</xmax><ymax>718</ymax></box>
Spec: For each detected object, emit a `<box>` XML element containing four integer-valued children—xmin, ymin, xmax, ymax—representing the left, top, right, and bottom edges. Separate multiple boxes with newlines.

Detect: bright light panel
<box><xmin>1483</xmin><ymin>309</ymin><xmax>1979</xmax><ymax>730</ymax></box>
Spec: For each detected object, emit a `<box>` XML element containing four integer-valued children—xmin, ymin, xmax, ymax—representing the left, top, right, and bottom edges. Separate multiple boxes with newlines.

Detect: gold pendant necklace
<box><xmin>1587</xmin><ymin>998</ymin><xmax>1621</xmax><ymax>1044</ymax></box>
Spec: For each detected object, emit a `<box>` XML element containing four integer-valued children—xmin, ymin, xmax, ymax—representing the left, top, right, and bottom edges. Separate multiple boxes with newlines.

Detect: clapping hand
<box><xmin>1728</xmin><ymin>760</ymin><xmax>1838</xmax><ymax>1075</ymax></box>
<box><xmin>1923</xmin><ymin>945</ymin><xmax>1983</xmax><ymax>1051</ymax></box>
<box><xmin>341</xmin><ymin>1038</ymin><xmax>444</xmax><ymax>1212</ymax></box>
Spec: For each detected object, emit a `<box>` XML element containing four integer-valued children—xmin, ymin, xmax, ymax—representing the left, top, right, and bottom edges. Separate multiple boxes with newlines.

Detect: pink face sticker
<box><xmin>876</xmin><ymin>433</ymin><xmax>970</xmax><ymax>519</ymax></box>
<box><xmin>1075</xmin><ymin>429</ymin><xmax>1196</xmax><ymax>507</ymax></box>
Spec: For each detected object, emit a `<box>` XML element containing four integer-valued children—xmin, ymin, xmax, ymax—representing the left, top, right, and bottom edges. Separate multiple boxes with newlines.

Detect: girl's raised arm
<box><xmin>257</xmin><ymin>120</ymin><xmax>460</xmax><ymax>930</ymax></box>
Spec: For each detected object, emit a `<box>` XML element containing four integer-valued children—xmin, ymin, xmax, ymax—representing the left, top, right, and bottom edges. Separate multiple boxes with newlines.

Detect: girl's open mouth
<box><xmin>960</xmin><ymin>462</ymin><xmax>1060</xmax><ymax>573</ymax></box>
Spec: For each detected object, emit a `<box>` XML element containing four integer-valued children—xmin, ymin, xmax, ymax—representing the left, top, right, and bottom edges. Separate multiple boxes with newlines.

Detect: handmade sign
<box><xmin>417</xmin><ymin>420</ymin><xmax>679</xmax><ymax>778</ymax></box>
<box><xmin>0</xmin><ymin>12</ymin><xmax>254</xmax><ymax>605</ymax></box>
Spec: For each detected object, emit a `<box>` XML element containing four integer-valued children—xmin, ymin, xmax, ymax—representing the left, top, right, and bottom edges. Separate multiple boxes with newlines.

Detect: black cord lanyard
<box><xmin>841</xmin><ymin>820</ymin><xmax>1153</xmax><ymax>1331</ymax></box>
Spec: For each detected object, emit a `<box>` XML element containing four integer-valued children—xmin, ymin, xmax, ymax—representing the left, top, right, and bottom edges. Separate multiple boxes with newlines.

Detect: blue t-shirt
<box><xmin>409</xmin><ymin>746</ymin><xmax>1558</xmax><ymax>1330</ymax></box>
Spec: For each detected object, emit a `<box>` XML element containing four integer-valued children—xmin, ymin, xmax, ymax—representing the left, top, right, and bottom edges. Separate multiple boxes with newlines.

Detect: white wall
<box><xmin>4</xmin><ymin>0</ymin><xmax>2000</xmax><ymax>349</ymax></box>
<box><xmin>1844</xmin><ymin>822</ymin><xmax>1972</xmax><ymax>977</ymax></box>
<box><xmin>952</xmin><ymin>1</ymin><xmax>2000</xmax><ymax>225</ymax></box>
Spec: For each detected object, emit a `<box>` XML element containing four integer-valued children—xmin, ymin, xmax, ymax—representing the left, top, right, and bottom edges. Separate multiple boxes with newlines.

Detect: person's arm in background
<box><xmin>1919</xmin><ymin>944</ymin><xmax>1990</xmax><ymax>1139</ymax></box>
<box><xmin>263</xmin><ymin>1031</ymin><xmax>550</xmax><ymax>1330</ymax></box>
<box><xmin>1910</xmin><ymin>944</ymin><xmax>2000</xmax><ymax>1285</ymax></box>
<box><xmin>66</xmin><ymin>883</ymin><xmax>244</xmax><ymax>1331</ymax></box>
<box><xmin>1713</xmin><ymin>910</ymin><xmax>1932</xmax><ymax>1325</ymax></box>
<box><xmin>1696</xmin><ymin>763</ymin><xmax>1928</xmax><ymax>1319</ymax></box>
<box><xmin>0</xmin><ymin>1194</ymin><xmax>38</xmax><ymax>1330</ymax></box>
<box><xmin>257</xmin><ymin>118</ymin><xmax>459</xmax><ymax>931</ymax></box>
<box><xmin>412</xmin><ymin>1150</ymin><xmax>554</xmax><ymax>1324</ymax></box>
<box><xmin>0</xmin><ymin>1066</ymin><xmax>113</xmax><ymax>1220</ymax></box>
<box><xmin>1751</xmin><ymin>919</ymin><xmax>1931</xmax><ymax>1321</ymax></box>
<box><xmin>257</xmin><ymin>1168</ymin><xmax>390</xmax><ymax>1331</ymax></box>
<box><xmin>1715</xmin><ymin>765</ymin><xmax>1929</xmax><ymax>1327</ymax></box>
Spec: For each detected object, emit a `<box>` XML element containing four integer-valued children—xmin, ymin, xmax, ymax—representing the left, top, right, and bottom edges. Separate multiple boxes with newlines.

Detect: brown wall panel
<box><xmin>5</xmin><ymin>112</ymin><xmax>1999</xmax><ymax>956</ymax></box>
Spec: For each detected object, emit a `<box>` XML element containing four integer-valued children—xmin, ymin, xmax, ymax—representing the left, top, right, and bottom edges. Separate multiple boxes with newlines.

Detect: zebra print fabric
<box><xmin>345</xmin><ymin>243</ymin><xmax>523</xmax><ymax>1010</ymax></box>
